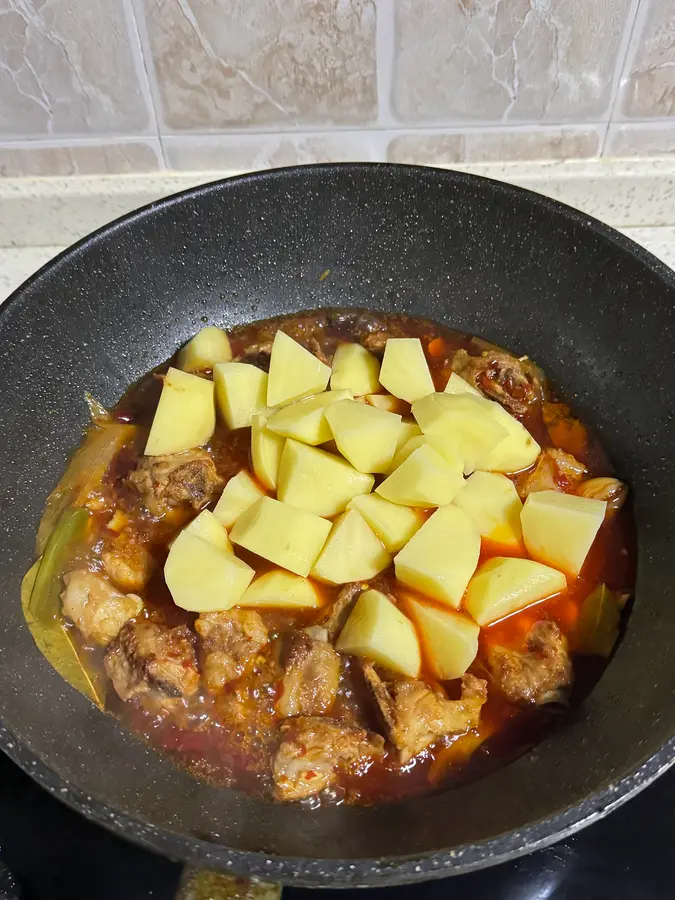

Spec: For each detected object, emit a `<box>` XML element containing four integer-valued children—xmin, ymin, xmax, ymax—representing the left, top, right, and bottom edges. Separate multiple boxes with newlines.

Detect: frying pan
<box><xmin>1</xmin><ymin>163</ymin><xmax>674</xmax><ymax>888</ymax></box>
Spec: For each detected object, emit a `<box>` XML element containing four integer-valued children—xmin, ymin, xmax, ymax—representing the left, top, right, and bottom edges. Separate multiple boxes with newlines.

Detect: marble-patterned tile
<box><xmin>605</xmin><ymin>124</ymin><xmax>675</xmax><ymax>156</ymax></box>
<box><xmin>392</xmin><ymin>0</ymin><xmax>634</xmax><ymax>124</ymax></box>
<box><xmin>138</xmin><ymin>0</ymin><xmax>377</xmax><ymax>131</ymax></box>
<box><xmin>0</xmin><ymin>140</ymin><xmax>162</xmax><ymax>177</ymax></box>
<box><xmin>0</xmin><ymin>0</ymin><xmax>153</xmax><ymax>138</ymax></box>
<box><xmin>619</xmin><ymin>0</ymin><xmax>675</xmax><ymax>118</ymax></box>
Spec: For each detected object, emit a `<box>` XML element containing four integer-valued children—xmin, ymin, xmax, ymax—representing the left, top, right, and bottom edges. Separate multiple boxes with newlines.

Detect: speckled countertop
<box><xmin>2</xmin><ymin>159</ymin><xmax>675</xmax><ymax>301</ymax></box>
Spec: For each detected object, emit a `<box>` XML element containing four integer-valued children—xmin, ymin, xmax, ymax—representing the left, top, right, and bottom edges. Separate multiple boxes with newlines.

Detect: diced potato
<box><xmin>336</xmin><ymin>589</ymin><xmax>421</xmax><ymax>678</ymax></box>
<box><xmin>267</xmin><ymin>331</ymin><xmax>331</xmax><ymax>407</ymax></box>
<box><xmin>347</xmin><ymin>493</ymin><xmax>423</xmax><ymax>553</ymax></box>
<box><xmin>277</xmin><ymin>439</ymin><xmax>374</xmax><ymax>517</ymax></box>
<box><xmin>177</xmin><ymin>326</ymin><xmax>232</xmax><ymax>372</ymax></box>
<box><xmin>396</xmin><ymin>418</ymin><xmax>422</xmax><ymax>451</ymax></box>
<box><xmin>411</xmin><ymin>392</ymin><xmax>508</xmax><ymax>474</ymax></box>
<box><xmin>213</xmin><ymin>471</ymin><xmax>265</xmax><ymax>528</ymax></box>
<box><xmin>379</xmin><ymin>338</ymin><xmax>434</xmax><ymax>404</ymax></box>
<box><xmin>145</xmin><ymin>367</ymin><xmax>215</xmax><ymax>456</ymax></box>
<box><xmin>444</xmin><ymin>372</ymin><xmax>481</xmax><ymax>396</ymax></box>
<box><xmin>465</xmin><ymin>556</ymin><xmax>567</xmax><ymax>626</ymax></box>
<box><xmin>266</xmin><ymin>389</ymin><xmax>351</xmax><ymax>446</ymax></box>
<box><xmin>365</xmin><ymin>394</ymin><xmax>409</xmax><ymax>415</ymax></box>
<box><xmin>479</xmin><ymin>402</ymin><xmax>540</xmax><ymax>473</ymax></box>
<box><xmin>165</xmin><ymin>530</ymin><xmax>254</xmax><ymax>612</ymax></box>
<box><xmin>185</xmin><ymin>509</ymin><xmax>232</xmax><ymax>552</ymax></box>
<box><xmin>453</xmin><ymin>471</ymin><xmax>523</xmax><ymax>549</ymax></box>
<box><xmin>251</xmin><ymin>413</ymin><xmax>285</xmax><ymax>491</ymax></box>
<box><xmin>521</xmin><ymin>490</ymin><xmax>606</xmax><ymax>576</ymax></box>
<box><xmin>330</xmin><ymin>343</ymin><xmax>380</xmax><ymax>395</ymax></box>
<box><xmin>406</xmin><ymin>599</ymin><xmax>479</xmax><ymax>680</ymax></box>
<box><xmin>230</xmin><ymin>496</ymin><xmax>331</xmax><ymax>577</ymax></box>
<box><xmin>214</xmin><ymin>362</ymin><xmax>268</xmax><ymax>430</ymax></box>
<box><xmin>389</xmin><ymin>433</ymin><xmax>465</xmax><ymax>474</ymax></box>
<box><xmin>394</xmin><ymin>505</ymin><xmax>481</xmax><ymax>608</ymax></box>
<box><xmin>240</xmin><ymin>569</ymin><xmax>321</xmax><ymax>609</ymax></box>
<box><xmin>324</xmin><ymin>399</ymin><xmax>402</xmax><ymax>474</ymax></box>
<box><xmin>376</xmin><ymin>444</ymin><xmax>464</xmax><ymax>507</ymax></box>
<box><xmin>311</xmin><ymin>509</ymin><xmax>392</xmax><ymax>584</ymax></box>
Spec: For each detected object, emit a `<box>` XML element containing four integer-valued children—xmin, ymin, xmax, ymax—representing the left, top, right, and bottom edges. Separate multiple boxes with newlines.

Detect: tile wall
<box><xmin>0</xmin><ymin>0</ymin><xmax>674</xmax><ymax>175</ymax></box>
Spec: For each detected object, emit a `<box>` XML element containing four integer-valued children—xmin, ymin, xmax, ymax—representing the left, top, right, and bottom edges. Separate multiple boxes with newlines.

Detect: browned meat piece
<box><xmin>319</xmin><ymin>582</ymin><xmax>364</xmax><ymax>640</ymax></box>
<box><xmin>195</xmin><ymin>609</ymin><xmax>269</xmax><ymax>694</ymax></box>
<box><xmin>61</xmin><ymin>569</ymin><xmax>143</xmax><ymax>646</ymax></box>
<box><xmin>277</xmin><ymin>632</ymin><xmax>340</xmax><ymax>718</ymax></box>
<box><xmin>104</xmin><ymin>620</ymin><xmax>200</xmax><ymax>701</ymax></box>
<box><xmin>488</xmin><ymin>621</ymin><xmax>572</xmax><ymax>705</ymax></box>
<box><xmin>363</xmin><ymin>664</ymin><xmax>487</xmax><ymax>764</ymax></box>
<box><xmin>452</xmin><ymin>348</ymin><xmax>543</xmax><ymax>415</ymax></box>
<box><xmin>102</xmin><ymin>529</ymin><xmax>155</xmax><ymax>592</ymax></box>
<box><xmin>236</xmin><ymin>350</ymin><xmax>272</xmax><ymax>371</ymax></box>
<box><xmin>127</xmin><ymin>449</ymin><xmax>222</xmax><ymax>517</ymax></box>
<box><xmin>576</xmin><ymin>477</ymin><xmax>628</xmax><ymax>518</ymax></box>
<box><xmin>273</xmin><ymin>716</ymin><xmax>384</xmax><ymax>802</ymax></box>
<box><xmin>361</xmin><ymin>331</ymin><xmax>389</xmax><ymax>354</ymax></box>
<box><xmin>519</xmin><ymin>448</ymin><xmax>586</xmax><ymax>498</ymax></box>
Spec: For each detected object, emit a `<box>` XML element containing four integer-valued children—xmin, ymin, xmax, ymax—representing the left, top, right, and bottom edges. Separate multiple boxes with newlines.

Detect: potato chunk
<box><xmin>240</xmin><ymin>570</ymin><xmax>321</xmax><ymax>609</ymax></box>
<box><xmin>365</xmin><ymin>394</ymin><xmax>409</xmax><ymax>415</ymax></box>
<box><xmin>444</xmin><ymin>372</ymin><xmax>481</xmax><ymax>396</ymax></box>
<box><xmin>251</xmin><ymin>413</ymin><xmax>285</xmax><ymax>491</ymax></box>
<box><xmin>230</xmin><ymin>496</ymin><xmax>331</xmax><ymax>577</ymax></box>
<box><xmin>406</xmin><ymin>599</ymin><xmax>479</xmax><ymax>680</ymax></box>
<box><xmin>311</xmin><ymin>510</ymin><xmax>391</xmax><ymax>584</ymax></box>
<box><xmin>394</xmin><ymin>506</ymin><xmax>480</xmax><ymax>608</ymax></box>
<box><xmin>347</xmin><ymin>492</ymin><xmax>423</xmax><ymax>553</ymax></box>
<box><xmin>389</xmin><ymin>433</ymin><xmax>465</xmax><ymax>474</ymax></box>
<box><xmin>336</xmin><ymin>589</ymin><xmax>421</xmax><ymax>678</ymax></box>
<box><xmin>479</xmin><ymin>403</ymin><xmax>540</xmax><ymax>473</ymax></box>
<box><xmin>325</xmin><ymin>399</ymin><xmax>402</xmax><ymax>474</ymax></box>
<box><xmin>277</xmin><ymin>439</ymin><xmax>374</xmax><ymax>518</ymax></box>
<box><xmin>396</xmin><ymin>418</ymin><xmax>422</xmax><ymax>451</ymax></box>
<box><xmin>376</xmin><ymin>444</ymin><xmax>464</xmax><ymax>507</ymax></box>
<box><xmin>165</xmin><ymin>531</ymin><xmax>254</xmax><ymax>612</ymax></box>
<box><xmin>177</xmin><ymin>326</ymin><xmax>232</xmax><ymax>372</ymax></box>
<box><xmin>214</xmin><ymin>362</ymin><xmax>268</xmax><ymax>430</ymax></box>
<box><xmin>213</xmin><ymin>471</ymin><xmax>265</xmax><ymax>528</ymax></box>
<box><xmin>465</xmin><ymin>557</ymin><xmax>567</xmax><ymax>625</ymax></box>
<box><xmin>379</xmin><ymin>338</ymin><xmax>434</xmax><ymax>403</ymax></box>
<box><xmin>145</xmin><ymin>367</ymin><xmax>215</xmax><ymax>456</ymax></box>
<box><xmin>453</xmin><ymin>471</ymin><xmax>523</xmax><ymax>550</ymax></box>
<box><xmin>521</xmin><ymin>490</ymin><xmax>606</xmax><ymax>576</ymax></box>
<box><xmin>266</xmin><ymin>389</ymin><xmax>351</xmax><ymax>446</ymax></box>
<box><xmin>330</xmin><ymin>343</ymin><xmax>380</xmax><ymax>395</ymax></box>
<box><xmin>267</xmin><ymin>331</ymin><xmax>331</xmax><ymax>407</ymax></box>
<box><xmin>185</xmin><ymin>509</ymin><xmax>232</xmax><ymax>552</ymax></box>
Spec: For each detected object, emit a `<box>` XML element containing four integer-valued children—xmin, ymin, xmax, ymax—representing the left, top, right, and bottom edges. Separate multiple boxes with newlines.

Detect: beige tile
<box><xmin>605</xmin><ymin>124</ymin><xmax>675</xmax><ymax>156</ymax></box>
<box><xmin>619</xmin><ymin>0</ymin><xmax>675</xmax><ymax>118</ymax></box>
<box><xmin>0</xmin><ymin>141</ymin><xmax>162</xmax><ymax>177</ymax></box>
<box><xmin>0</xmin><ymin>0</ymin><xmax>152</xmax><ymax>138</ymax></box>
<box><xmin>388</xmin><ymin>128</ymin><xmax>601</xmax><ymax>164</ymax></box>
<box><xmin>139</xmin><ymin>0</ymin><xmax>377</xmax><ymax>131</ymax></box>
<box><xmin>392</xmin><ymin>0</ymin><xmax>633</xmax><ymax>124</ymax></box>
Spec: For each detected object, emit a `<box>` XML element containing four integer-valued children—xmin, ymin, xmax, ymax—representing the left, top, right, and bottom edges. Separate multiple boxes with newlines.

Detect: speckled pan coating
<box><xmin>1</xmin><ymin>164</ymin><xmax>674</xmax><ymax>887</ymax></box>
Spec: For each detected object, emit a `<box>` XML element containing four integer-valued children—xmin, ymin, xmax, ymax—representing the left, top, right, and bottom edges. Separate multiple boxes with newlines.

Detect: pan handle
<box><xmin>176</xmin><ymin>868</ymin><xmax>282</xmax><ymax>900</ymax></box>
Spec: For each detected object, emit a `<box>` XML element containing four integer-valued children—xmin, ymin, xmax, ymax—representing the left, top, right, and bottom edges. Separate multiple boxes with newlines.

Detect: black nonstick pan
<box><xmin>1</xmin><ymin>164</ymin><xmax>674</xmax><ymax>888</ymax></box>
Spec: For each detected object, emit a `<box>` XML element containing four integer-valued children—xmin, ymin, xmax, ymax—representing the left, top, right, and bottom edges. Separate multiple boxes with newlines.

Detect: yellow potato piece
<box><xmin>347</xmin><ymin>493</ymin><xmax>423</xmax><ymax>553</ymax></box>
<box><xmin>453</xmin><ymin>471</ymin><xmax>523</xmax><ymax>550</ymax></box>
<box><xmin>230</xmin><ymin>496</ymin><xmax>331</xmax><ymax>577</ymax></box>
<box><xmin>267</xmin><ymin>331</ymin><xmax>331</xmax><ymax>407</ymax></box>
<box><xmin>177</xmin><ymin>326</ymin><xmax>232</xmax><ymax>372</ymax></box>
<box><xmin>185</xmin><ymin>509</ymin><xmax>232</xmax><ymax>553</ymax></box>
<box><xmin>311</xmin><ymin>509</ymin><xmax>392</xmax><ymax>584</ymax></box>
<box><xmin>145</xmin><ymin>367</ymin><xmax>215</xmax><ymax>456</ymax></box>
<box><xmin>240</xmin><ymin>570</ymin><xmax>321</xmax><ymax>609</ymax></box>
<box><xmin>406</xmin><ymin>599</ymin><xmax>479</xmax><ymax>680</ymax></box>
<box><xmin>165</xmin><ymin>530</ymin><xmax>254</xmax><ymax>612</ymax></box>
<box><xmin>336</xmin><ymin>589</ymin><xmax>421</xmax><ymax>678</ymax></box>
<box><xmin>277</xmin><ymin>439</ymin><xmax>374</xmax><ymax>517</ymax></box>
<box><xmin>379</xmin><ymin>338</ymin><xmax>434</xmax><ymax>404</ymax></box>
<box><xmin>214</xmin><ymin>362</ymin><xmax>268</xmax><ymax>430</ymax></box>
<box><xmin>325</xmin><ymin>399</ymin><xmax>402</xmax><ymax>474</ymax></box>
<box><xmin>465</xmin><ymin>556</ymin><xmax>567</xmax><ymax>626</ymax></box>
<box><xmin>479</xmin><ymin>402</ymin><xmax>540</xmax><ymax>473</ymax></box>
<box><xmin>394</xmin><ymin>505</ymin><xmax>480</xmax><ymax>608</ymax></box>
<box><xmin>330</xmin><ymin>342</ymin><xmax>381</xmax><ymax>395</ymax></box>
<box><xmin>365</xmin><ymin>394</ymin><xmax>409</xmax><ymax>415</ymax></box>
<box><xmin>213</xmin><ymin>470</ymin><xmax>266</xmax><ymax>528</ymax></box>
<box><xmin>251</xmin><ymin>413</ymin><xmax>285</xmax><ymax>491</ymax></box>
<box><xmin>396</xmin><ymin>418</ymin><xmax>422</xmax><ymax>451</ymax></box>
<box><xmin>444</xmin><ymin>372</ymin><xmax>481</xmax><ymax>396</ymax></box>
<box><xmin>266</xmin><ymin>389</ymin><xmax>351</xmax><ymax>446</ymax></box>
<box><xmin>520</xmin><ymin>490</ymin><xmax>606</xmax><ymax>576</ymax></box>
<box><xmin>411</xmin><ymin>392</ymin><xmax>508</xmax><ymax>474</ymax></box>
<box><xmin>388</xmin><ymin>433</ymin><xmax>465</xmax><ymax>474</ymax></box>
<box><xmin>376</xmin><ymin>444</ymin><xmax>464</xmax><ymax>507</ymax></box>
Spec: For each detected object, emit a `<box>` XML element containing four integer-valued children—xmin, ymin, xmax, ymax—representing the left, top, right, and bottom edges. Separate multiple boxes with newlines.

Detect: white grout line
<box><xmin>375</xmin><ymin>0</ymin><xmax>397</xmax><ymax>129</ymax></box>
<box><xmin>601</xmin><ymin>0</ymin><xmax>643</xmax><ymax>154</ymax></box>
<box><xmin>608</xmin><ymin>0</ymin><xmax>652</xmax><ymax>127</ymax></box>
<box><xmin>120</xmin><ymin>0</ymin><xmax>162</xmax><ymax>148</ymax></box>
<box><xmin>127</xmin><ymin>0</ymin><xmax>168</xmax><ymax>164</ymax></box>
